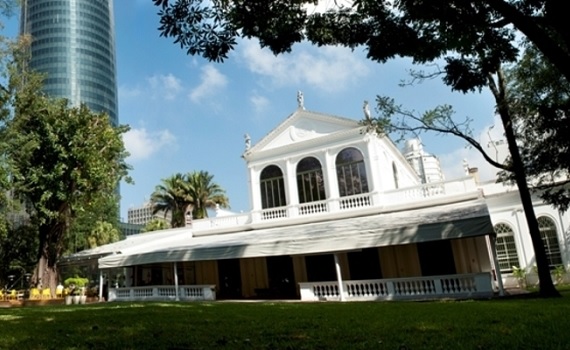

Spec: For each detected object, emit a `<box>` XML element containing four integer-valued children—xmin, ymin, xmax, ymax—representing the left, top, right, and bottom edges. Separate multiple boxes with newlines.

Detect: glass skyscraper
<box><xmin>20</xmin><ymin>0</ymin><xmax>118</xmax><ymax>125</ymax></box>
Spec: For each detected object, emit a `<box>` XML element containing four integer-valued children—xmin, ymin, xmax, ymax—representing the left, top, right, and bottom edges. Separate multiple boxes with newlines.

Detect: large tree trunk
<box><xmin>490</xmin><ymin>70</ymin><xmax>560</xmax><ymax>297</ymax></box>
<box><xmin>32</xmin><ymin>222</ymin><xmax>65</xmax><ymax>296</ymax></box>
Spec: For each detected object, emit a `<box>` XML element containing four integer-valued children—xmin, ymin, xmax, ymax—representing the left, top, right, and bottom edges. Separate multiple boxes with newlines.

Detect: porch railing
<box><xmin>299</xmin><ymin>273</ymin><xmax>493</xmax><ymax>301</ymax></box>
<box><xmin>108</xmin><ymin>285</ymin><xmax>216</xmax><ymax>302</ymax></box>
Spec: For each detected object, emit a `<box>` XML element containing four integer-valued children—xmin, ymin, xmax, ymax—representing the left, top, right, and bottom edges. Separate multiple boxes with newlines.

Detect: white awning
<box><xmin>98</xmin><ymin>198</ymin><xmax>494</xmax><ymax>269</ymax></box>
<box><xmin>59</xmin><ymin>227</ymin><xmax>192</xmax><ymax>265</ymax></box>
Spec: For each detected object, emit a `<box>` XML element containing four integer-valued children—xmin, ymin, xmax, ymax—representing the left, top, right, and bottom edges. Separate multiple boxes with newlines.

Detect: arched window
<box><xmin>538</xmin><ymin>216</ymin><xmax>563</xmax><ymax>268</ymax></box>
<box><xmin>392</xmin><ymin>162</ymin><xmax>399</xmax><ymax>189</ymax></box>
<box><xmin>336</xmin><ymin>147</ymin><xmax>369</xmax><ymax>196</ymax></box>
<box><xmin>494</xmin><ymin>223</ymin><xmax>520</xmax><ymax>273</ymax></box>
<box><xmin>296</xmin><ymin>157</ymin><xmax>326</xmax><ymax>203</ymax></box>
<box><xmin>260</xmin><ymin>165</ymin><xmax>286</xmax><ymax>209</ymax></box>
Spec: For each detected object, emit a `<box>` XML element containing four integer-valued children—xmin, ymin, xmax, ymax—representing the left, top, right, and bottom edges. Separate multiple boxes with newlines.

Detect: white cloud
<box><xmin>240</xmin><ymin>40</ymin><xmax>369</xmax><ymax>92</ymax></box>
<box><xmin>147</xmin><ymin>73</ymin><xmax>183</xmax><ymax>100</ymax></box>
<box><xmin>250</xmin><ymin>94</ymin><xmax>270</xmax><ymax>113</ymax></box>
<box><xmin>123</xmin><ymin>127</ymin><xmax>176</xmax><ymax>162</ymax></box>
<box><xmin>189</xmin><ymin>65</ymin><xmax>228</xmax><ymax>103</ymax></box>
<box><xmin>118</xmin><ymin>85</ymin><xmax>142</xmax><ymax>99</ymax></box>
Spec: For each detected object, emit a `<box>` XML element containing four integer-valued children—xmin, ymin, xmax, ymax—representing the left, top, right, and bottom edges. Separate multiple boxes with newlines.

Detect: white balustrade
<box><xmin>299</xmin><ymin>273</ymin><xmax>493</xmax><ymax>301</ymax></box>
<box><xmin>108</xmin><ymin>285</ymin><xmax>216</xmax><ymax>302</ymax></box>
<box><xmin>188</xmin><ymin>177</ymin><xmax>477</xmax><ymax>233</ymax></box>
<box><xmin>339</xmin><ymin>193</ymin><xmax>372</xmax><ymax>210</ymax></box>
<box><xmin>299</xmin><ymin>201</ymin><xmax>328</xmax><ymax>215</ymax></box>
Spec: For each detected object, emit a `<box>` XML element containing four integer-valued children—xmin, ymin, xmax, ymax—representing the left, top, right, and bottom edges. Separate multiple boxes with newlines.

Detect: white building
<box><xmin>62</xmin><ymin>101</ymin><xmax>569</xmax><ymax>302</ymax></box>
<box><xmin>127</xmin><ymin>202</ymin><xmax>155</xmax><ymax>225</ymax></box>
<box><xmin>403</xmin><ymin>138</ymin><xmax>445</xmax><ymax>184</ymax></box>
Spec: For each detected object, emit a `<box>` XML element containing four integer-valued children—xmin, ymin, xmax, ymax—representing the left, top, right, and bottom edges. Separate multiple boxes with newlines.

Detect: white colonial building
<box><xmin>61</xmin><ymin>101</ymin><xmax>569</xmax><ymax>302</ymax></box>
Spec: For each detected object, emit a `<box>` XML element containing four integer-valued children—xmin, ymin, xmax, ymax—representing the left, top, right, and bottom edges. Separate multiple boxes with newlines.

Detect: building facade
<box><xmin>20</xmin><ymin>0</ymin><xmax>118</xmax><ymax>124</ymax></box>
<box><xmin>127</xmin><ymin>202</ymin><xmax>155</xmax><ymax>226</ymax></box>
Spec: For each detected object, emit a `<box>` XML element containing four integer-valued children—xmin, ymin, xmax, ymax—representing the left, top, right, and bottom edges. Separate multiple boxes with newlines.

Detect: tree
<box><xmin>2</xmin><ymin>47</ymin><xmax>131</xmax><ymax>291</ymax></box>
<box><xmin>186</xmin><ymin>170</ymin><xmax>229</xmax><ymax>219</ymax></box>
<box><xmin>153</xmin><ymin>1</ymin><xmax>570</xmax><ymax>83</ymax></box>
<box><xmin>150</xmin><ymin>171</ymin><xmax>230</xmax><ymax>226</ymax></box>
<box><xmin>86</xmin><ymin>221</ymin><xmax>121</xmax><ymax>249</ymax></box>
<box><xmin>150</xmin><ymin>173</ymin><xmax>193</xmax><ymax>228</ymax></box>
<box><xmin>68</xmin><ymin>194</ymin><xmax>122</xmax><ymax>253</ymax></box>
<box><xmin>503</xmin><ymin>47</ymin><xmax>570</xmax><ymax>211</ymax></box>
<box><xmin>142</xmin><ymin>218</ymin><xmax>171</xmax><ymax>232</ymax></box>
<box><xmin>365</xmin><ymin>61</ymin><xmax>561</xmax><ymax>297</ymax></box>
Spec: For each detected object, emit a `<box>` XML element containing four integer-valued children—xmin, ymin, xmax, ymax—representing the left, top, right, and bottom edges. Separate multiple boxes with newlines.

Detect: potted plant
<box><xmin>64</xmin><ymin>276</ymin><xmax>89</xmax><ymax>304</ymax></box>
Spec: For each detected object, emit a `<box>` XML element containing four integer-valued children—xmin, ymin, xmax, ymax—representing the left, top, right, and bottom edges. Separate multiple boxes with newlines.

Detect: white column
<box><xmin>284</xmin><ymin>158</ymin><xmax>299</xmax><ymax>217</ymax></box>
<box><xmin>323</xmin><ymin>149</ymin><xmax>339</xmax><ymax>212</ymax></box>
<box><xmin>486</xmin><ymin>235</ymin><xmax>505</xmax><ymax>296</ymax></box>
<box><xmin>333</xmin><ymin>253</ymin><xmax>346</xmax><ymax>301</ymax></box>
<box><xmin>174</xmin><ymin>262</ymin><xmax>179</xmax><ymax>301</ymax></box>
<box><xmin>249</xmin><ymin>166</ymin><xmax>261</xmax><ymax>211</ymax></box>
<box><xmin>98</xmin><ymin>270</ymin><xmax>104</xmax><ymax>302</ymax></box>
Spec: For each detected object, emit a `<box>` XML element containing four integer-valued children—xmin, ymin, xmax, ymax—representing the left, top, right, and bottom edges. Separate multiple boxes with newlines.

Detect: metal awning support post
<box><xmin>333</xmin><ymin>253</ymin><xmax>346</xmax><ymax>301</ymax></box>
<box><xmin>98</xmin><ymin>270</ymin><xmax>104</xmax><ymax>302</ymax></box>
<box><xmin>486</xmin><ymin>234</ymin><xmax>505</xmax><ymax>296</ymax></box>
<box><xmin>174</xmin><ymin>262</ymin><xmax>179</xmax><ymax>301</ymax></box>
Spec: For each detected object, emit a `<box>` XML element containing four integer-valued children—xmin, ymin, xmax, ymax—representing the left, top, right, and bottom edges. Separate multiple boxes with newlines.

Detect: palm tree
<box><xmin>185</xmin><ymin>170</ymin><xmax>229</xmax><ymax>219</ymax></box>
<box><xmin>142</xmin><ymin>218</ymin><xmax>170</xmax><ymax>232</ymax></box>
<box><xmin>150</xmin><ymin>173</ymin><xmax>192</xmax><ymax>228</ymax></box>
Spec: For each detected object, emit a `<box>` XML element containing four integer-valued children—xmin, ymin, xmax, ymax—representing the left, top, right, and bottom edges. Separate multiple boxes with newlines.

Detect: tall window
<box><xmin>494</xmin><ymin>223</ymin><xmax>520</xmax><ymax>273</ymax></box>
<box><xmin>296</xmin><ymin>157</ymin><xmax>326</xmax><ymax>203</ymax></box>
<box><xmin>336</xmin><ymin>147</ymin><xmax>369</xmax><ymax>196</ymax></box>
<box><xmin>260</xmin><ymin>165</ymin><xmax>286</xmax><ymax>209</ymax></box>
<box><xmin>538</xmin><ymin>216</ymin><xmax>563</xmax><ymax>268</ymax></box>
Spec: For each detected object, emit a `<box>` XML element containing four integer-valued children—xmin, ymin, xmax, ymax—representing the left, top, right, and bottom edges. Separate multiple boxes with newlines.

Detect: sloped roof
<box><xmin>59</xmin><ymin>227</ymin><xmax>192</xmax><ymax>265</ymax></box>
<box><xmin>98</xmin><ymin>197</ymin><xmax>493</xmax><ymax>269</ymax></box>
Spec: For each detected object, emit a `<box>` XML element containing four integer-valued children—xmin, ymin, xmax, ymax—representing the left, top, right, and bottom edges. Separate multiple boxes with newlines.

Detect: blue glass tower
<box><xmin>20</xmin><ymin>0</ymin><xmax>118</xmax><ymax>125</ymax></box>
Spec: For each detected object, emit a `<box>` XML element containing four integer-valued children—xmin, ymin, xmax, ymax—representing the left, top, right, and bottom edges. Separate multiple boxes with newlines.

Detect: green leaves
<box><xmin>150</xmin><ymin>170</ymin><xmax>229</xmax><ymax>227</ymax></box>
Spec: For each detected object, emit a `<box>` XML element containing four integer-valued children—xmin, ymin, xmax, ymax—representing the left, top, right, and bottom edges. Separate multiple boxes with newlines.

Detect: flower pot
<box><xmin>79</xmin><ymin>295</ymin><xmax>87</xmax><ymax>304</ymax></box>
<box><xmin>72</xmin><ymin>296</ymin><xmax>80</xmax><ymax>304</ymax></box>
<box><xmin>65</xmin><ymin>296</ymin><xmax>72</xmax><ymax>305</ymax></box>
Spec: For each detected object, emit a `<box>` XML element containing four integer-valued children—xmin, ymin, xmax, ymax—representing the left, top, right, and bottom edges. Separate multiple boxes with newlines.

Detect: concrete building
<box><xmin>20</xmin><ymin>0</ymin><xmax>118</xmax><ymax>124</ymax></box>
<box><xmin>127</xmin><ymin>203</ymin><xmax>155</xmax><ymax>226</ymax></box>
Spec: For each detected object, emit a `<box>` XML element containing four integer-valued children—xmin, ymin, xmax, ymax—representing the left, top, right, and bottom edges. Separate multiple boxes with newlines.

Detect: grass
<box><xmin>1</xmin><ymin>290</ymin><xmax>570</xmax><ymax>349</ymax></box>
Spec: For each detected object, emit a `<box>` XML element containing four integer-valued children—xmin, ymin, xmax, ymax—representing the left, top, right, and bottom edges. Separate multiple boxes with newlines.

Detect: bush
<box><xmin>64</xmin><ymin>276</ymin><xmax>89</xmax><ymax>295</ymax></box>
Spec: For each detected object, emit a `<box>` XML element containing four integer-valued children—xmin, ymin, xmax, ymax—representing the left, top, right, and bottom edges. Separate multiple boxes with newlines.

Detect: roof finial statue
<box><xmin>363</xmin><ymin>100</ymin><xmax>371</xmax><ymax>120</ymax></box>
<box><xmin>244</xmin><ymin>133</ymin><xmax>251</xmax><ymax>151</ymax></box>
<box><xmin>297</xmin><ymin>90</ymin><xmax>305</xmax><ymax>110</ymax></box>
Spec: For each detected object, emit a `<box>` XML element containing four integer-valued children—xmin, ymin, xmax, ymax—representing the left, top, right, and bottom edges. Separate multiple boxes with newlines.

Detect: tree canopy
<box><xmin>154</xmin><ymin>0</ymin><xmax>570</xmax><ymax>85</ymax></box>
<box><xmin>0</xmin><ymin>38</ymin><xmax>131</xmax><ymax>290</ymax></box>
<box><xmin>150</xmin><ymin>170</ymin><xmax>229</xmax><ymax>228</ymax></box>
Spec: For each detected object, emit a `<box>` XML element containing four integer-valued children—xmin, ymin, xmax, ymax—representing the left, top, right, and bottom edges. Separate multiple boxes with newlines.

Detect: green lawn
<box><xmin>1</xmin><ymin>291</ymin><xmax>570</xmax><ymax>349</ymax></box>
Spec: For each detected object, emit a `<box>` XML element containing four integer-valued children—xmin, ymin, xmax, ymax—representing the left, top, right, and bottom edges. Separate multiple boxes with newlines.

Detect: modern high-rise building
<box><xmin>20</xmin><ymin>0</ymin><xmax>118</xmax><ymax>125</ymax></box>
<box><xmin>403</xmin><ymin>138</ymin><xmax>445</xmax><ymax>184</ymax></box>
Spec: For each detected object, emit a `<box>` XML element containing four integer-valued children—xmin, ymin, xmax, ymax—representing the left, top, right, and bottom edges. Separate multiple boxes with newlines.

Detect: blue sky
<box><xmin>4</xmin><ymin>1</ymin><xmax>505</xmax><ymax>220</ymax></box>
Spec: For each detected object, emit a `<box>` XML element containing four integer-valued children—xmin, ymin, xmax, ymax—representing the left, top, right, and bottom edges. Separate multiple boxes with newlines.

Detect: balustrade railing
<box><xmin>189</xmin><ymin>177</ymin><xmax>477</xmax><ymax>232</ymax></box>
<box><xmin>108</xmin><ymin>285</ymin><xmax>216</xmax><ymax>302</ymax></box>
<box><xmin>299</xmin><ymin>273</ymin><xmax>493</xmax><ymax>301</ymax></box>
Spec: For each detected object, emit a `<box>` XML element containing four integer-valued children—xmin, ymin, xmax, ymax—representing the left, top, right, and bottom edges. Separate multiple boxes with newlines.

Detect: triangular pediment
<box><xmin>251</xmin><ymin>108</ymin><xmax>360</xmax><ymax>153</ymax></box>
